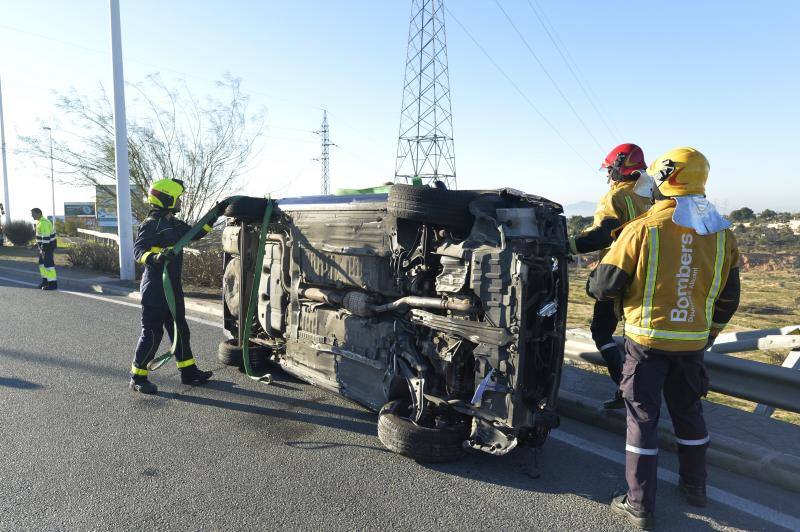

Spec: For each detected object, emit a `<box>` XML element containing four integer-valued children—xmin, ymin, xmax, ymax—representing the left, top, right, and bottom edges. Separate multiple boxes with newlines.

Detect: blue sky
<box><xmin>1</xmin><ymin>0</ymin><xmax>798</xmax><ymax>219</ymax></box>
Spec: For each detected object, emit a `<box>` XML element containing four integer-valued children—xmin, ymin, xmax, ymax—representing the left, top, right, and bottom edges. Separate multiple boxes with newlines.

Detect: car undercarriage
<box><xmin>219</xmin><ymin>184</ymin><xmax>569</xmax><ymax>461</ymax></box>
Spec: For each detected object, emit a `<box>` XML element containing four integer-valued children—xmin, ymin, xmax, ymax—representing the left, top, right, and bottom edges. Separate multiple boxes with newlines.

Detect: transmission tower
<box><xmin>395</xmin><ymin>0</ymin><xmax>457</xmax><ymax>188</ymax></box>
<box><xmin>314</xmin><ymin>110</ymin><xmax>335</xmax><ymax>195</ymax></box>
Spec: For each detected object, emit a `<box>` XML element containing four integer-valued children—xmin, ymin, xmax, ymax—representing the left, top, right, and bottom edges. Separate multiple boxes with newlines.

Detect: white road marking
<box><xmin>552</xmin><ymin>430</ymin><xmax>800</xmax><ymax>531</ymax></box>
<box><xmin>0</xmin><ymin>275</ymin><xmax>220</xmax><ymax>328</ymax></box>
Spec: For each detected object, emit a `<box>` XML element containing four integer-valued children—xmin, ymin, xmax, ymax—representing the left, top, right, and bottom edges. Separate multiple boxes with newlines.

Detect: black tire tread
<box><xmin>387</xmin><ymin>185</ymin><xmax>478</xmax><ymax>228</ymax></box>
<box><xmin>377</xmin><ymin>400</ymin><xmax>469</xmax><ymax>463</ymax></box>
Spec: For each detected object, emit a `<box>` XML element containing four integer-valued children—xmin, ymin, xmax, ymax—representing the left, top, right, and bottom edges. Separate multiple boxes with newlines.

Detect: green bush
<box><xmin>68</xmin><ymin>240</ymin><xmax>221</xmax><ymax>288</ymax></box>
<box><xmin>55</xmin><ymin>218</ymin><xmax>81</xmax><ymax>237</ymax></box>
<box><xmin>3</xmin><ymin>220</ymin><xmax>35</xmax><ymax>246</ymax></box>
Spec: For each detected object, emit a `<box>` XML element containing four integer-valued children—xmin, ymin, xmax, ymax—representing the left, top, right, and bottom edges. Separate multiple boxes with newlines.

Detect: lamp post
<box><xmin>42</xmin><ymin>126</ymin><xmax>56</xmax><ymax>224</ymax></box>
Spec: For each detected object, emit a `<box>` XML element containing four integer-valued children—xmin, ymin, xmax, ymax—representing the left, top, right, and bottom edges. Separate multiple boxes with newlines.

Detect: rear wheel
<box><xmin>377</xmin><ymin>399</ymin><xmax>470</xmax><ymax>463</ymax></box>
<box><xmin>224</xmin><ymin>197</ymin><xmax>270</xmax><ymax>221</ymax></box>
<box><xmin>217</xmin><ymin>339</ymin><xmax>269</xmax><ymax>372</ymax></box>
<box><xmin>387</xmin><ymin>184</ymin><xmax>479</xmax><ymax>229</ymax></box>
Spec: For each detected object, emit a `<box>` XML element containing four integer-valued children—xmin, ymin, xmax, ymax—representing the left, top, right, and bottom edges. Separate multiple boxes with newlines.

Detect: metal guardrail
<box><xmin>565</xmin><ymin>327</ymin><xmax>800</xmax><ymax>415</ymax></box>
<box><xmin>76</xmin><ymin>228</ymin><xmax>200</xmax><ymax>255</ymax></box>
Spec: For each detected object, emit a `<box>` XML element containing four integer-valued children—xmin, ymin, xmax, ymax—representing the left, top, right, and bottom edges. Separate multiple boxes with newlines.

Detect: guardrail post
<box><xmin>754</xmin><ymin>349</ymin><xmax>800</xmax><ymax>417</ymax></box>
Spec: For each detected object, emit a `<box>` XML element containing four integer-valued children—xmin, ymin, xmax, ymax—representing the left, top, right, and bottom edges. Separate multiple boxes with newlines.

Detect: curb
<box><xmin>0</xmin><ymin>264</ymin><xmax>223</xmax><ymax>318</ymax></box>
<box><xmin>557</xmin><ymin>389</ymin><xmax>800</xmax><ymax>494</ymax></box>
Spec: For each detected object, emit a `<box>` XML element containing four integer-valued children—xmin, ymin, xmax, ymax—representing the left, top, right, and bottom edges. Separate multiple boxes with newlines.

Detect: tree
<box><xmin>567</xmin><ymin>215</ymin><xmax>594</xmax><ymax>235</ymax></box>
<box><xmin>19</xmin><ymin>75</ymin><xmax>264</xmax><ymax>223</ymax></box>
<box><xmin>728</xmin><ymin>207</ymin><xmax>755</xmax><ymax>223</ymax></box>
<box><xmin>759</xmin><ymin>209</ymin><xmax>778</xmax><ymax>221</ymax></box>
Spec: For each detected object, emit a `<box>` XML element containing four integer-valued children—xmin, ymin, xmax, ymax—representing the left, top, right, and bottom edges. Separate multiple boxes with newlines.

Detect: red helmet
<box><xmin>600</xmin><ymin>143</ymin><xmax>646</xmax><ymax>181</ymax></box>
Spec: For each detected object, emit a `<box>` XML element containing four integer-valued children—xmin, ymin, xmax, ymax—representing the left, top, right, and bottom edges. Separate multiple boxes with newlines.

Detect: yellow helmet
<box><xmin>147</xmin><ymin>178</ymin><xmax>185</xmax><ymax>209</ymax></box>
<box><xmin>648</xmin><ymin>147</ymin><xmax>709</xmax><ymax>197</ymax></box>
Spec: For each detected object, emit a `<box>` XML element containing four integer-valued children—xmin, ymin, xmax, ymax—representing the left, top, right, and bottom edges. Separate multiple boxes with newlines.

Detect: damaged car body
<box><xmin>219</xmin><ymin>185</ymin><xmax>569</xmax><ymax>462</ymax></box>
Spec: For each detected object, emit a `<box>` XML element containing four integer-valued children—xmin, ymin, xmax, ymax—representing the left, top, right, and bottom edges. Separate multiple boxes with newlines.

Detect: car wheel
<box><xmin>387</xmin><ymin>184</ymin><xmax>479</xmax><ymax>229</ymax></box>
<box><xmin>224</xmin><ymin>197</ymin><xmax>271</xmax><ymax>221</ymax></box>
<box><xmin>217</xmin><ymin>339</ymin><xmax>269</xmax><ymax>372</ymax></box>
<box><xmin>377</xmin><ymin>399</ymin><xmax>470</xmax><ymax>463</ymax></box>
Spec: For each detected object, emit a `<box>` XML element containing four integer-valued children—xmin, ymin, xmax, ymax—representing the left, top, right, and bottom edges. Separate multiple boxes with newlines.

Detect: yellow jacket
<box><xmin>35</xmin><ymin>218</ymin><xmax>56</xmax><ymax>247</ymax></box>
<box><xmin>570</xmin><ymin>180</ymin><xmax>651</xmax><ymax>255</ymax></box>
<box><xmin>588</xmin><ymin>200</ymin><xmax>740</xmax><ymax>352</ymax></box>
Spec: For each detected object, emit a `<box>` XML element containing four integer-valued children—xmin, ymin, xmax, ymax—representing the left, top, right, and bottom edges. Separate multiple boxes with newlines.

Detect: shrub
<box><xmin>182</xmin><ymin>250</ymin><xmax>224</xmax><ymax>287</ymax></box>
<box><xmin>67</xmin><ymin>240</ymin><xmax>221</xmax><ymax>288</ymax></box>
<box><xmin>3</xmin><ymin>220</ymin><xmax>35</xmax><ymax>246</ymax></box>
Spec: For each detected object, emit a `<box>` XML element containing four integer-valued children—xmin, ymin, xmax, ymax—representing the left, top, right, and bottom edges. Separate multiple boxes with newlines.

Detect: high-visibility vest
<box><xmin>35</xmin><ymin>218</ymin><xmax>57</xmax><ymax>246</ymax></box>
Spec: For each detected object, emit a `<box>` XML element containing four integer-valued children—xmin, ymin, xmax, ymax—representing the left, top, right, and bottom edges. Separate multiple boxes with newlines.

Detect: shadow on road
<box><xmin>0</xmin><ymin>376</ymin><xmax>42</xmax><ymax>389</ymax></box>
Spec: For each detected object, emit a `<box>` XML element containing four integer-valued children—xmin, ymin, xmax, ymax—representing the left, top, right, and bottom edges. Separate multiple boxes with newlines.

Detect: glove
<box><xmin>151</xmin><ymin>249</ymin><xmax>174</xmax><ymax>265</ymax></box>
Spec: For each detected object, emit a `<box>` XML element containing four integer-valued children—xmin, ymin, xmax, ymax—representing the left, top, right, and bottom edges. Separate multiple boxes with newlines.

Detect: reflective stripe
<box><xmin>711</xmin><ymin>321</ymin><xmax>728</xmax><ymax>329</ymax></box>
<box><xmin>676</xmin><ymin>435</ymin><xmax>710</xmax><ymax>446</ymax></box>
<box><xmin>624</xmin><ymin>196</ymin><xmax>636</xmax><ymax>221</ymax></box>
<box><xmin>704</xmin><ymin>232</ymin><xmax>726</xmax><ymax>327</ymax></box>
<box><xmin>625</xmin><ymin>323</ymin><xmax>710</xmax><ymax>341</ymax></box>
<box><xmin>202</xmin><ymin>224</ymin><xmax>213</xmax><ymax>233</ymax></box>
<box><xmin>640</xmin><ymin>227</ymin><xmax>660</xmax><ymax>329</ymax></box>
<box><xmin>626</xmin><ymin>444</ymin><xmax>658</xmax><ymax>456</ymax></box>
<box><xmin>131</xmin><ymin>365</ymin><xmax>148</xmax><ymax>376</ymax></box>
<box><xmin>599</xmin><ymin>342</ymin><xmax>618</xmax><ymax>352</ymax></box>
<box><xmin>176</xmin><ymin>357</ymin><xmax>196</xmax><ymax>369</ymax></box>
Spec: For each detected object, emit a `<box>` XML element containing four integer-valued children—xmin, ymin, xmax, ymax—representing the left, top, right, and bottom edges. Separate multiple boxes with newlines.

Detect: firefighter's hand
<box><xmin>152</xmin><ymin>250</ymin><xmax>174</xmax><ymax>264</ymax></box>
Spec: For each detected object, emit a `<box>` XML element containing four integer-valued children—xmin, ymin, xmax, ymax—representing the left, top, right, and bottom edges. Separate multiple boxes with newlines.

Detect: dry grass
<box><xmin>567</xmin><ymin>266</ymin><xmax>800</xmax><ymax>425</ymax></box>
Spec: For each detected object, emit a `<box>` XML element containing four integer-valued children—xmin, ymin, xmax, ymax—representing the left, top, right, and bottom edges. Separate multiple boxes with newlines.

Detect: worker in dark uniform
<box><xmin>31</xmin><ymin>207</ymin><xmax>58</xmax><ymax>290</ymax></box>
<box><xmin>129</xmin><ymin>178</ymin><xmax>214</xmax><ymax>394</ymax></box>
<box><xmin>588</xmin><ymin>147</ymin><xmax>740</xmax><ymax>529</ymax></box>
<box><xmin>570</xmin><ymin>143</ymin><xmax>652</xmax><ymax>409</ymax></box>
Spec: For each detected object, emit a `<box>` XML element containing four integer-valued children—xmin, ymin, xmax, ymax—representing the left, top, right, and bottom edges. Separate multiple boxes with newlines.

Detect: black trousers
<box><xmin>37</xmin><ymin>244</ymin><xmax>57</xmax><ymax>282</ymax></box>
<box><xmin>131</xmin><ymin>299</ymin><xmax>195</xmax><ymax>378</ymax></box>
<box><xmin>590</xmin><ymin>299</ymin><xmax>622</xmax><ymax>384</ymax></box>
<box><xmin>620</xmin><ymin>339</ymin><xmax>710</xmax><ymax>513</ymax></box>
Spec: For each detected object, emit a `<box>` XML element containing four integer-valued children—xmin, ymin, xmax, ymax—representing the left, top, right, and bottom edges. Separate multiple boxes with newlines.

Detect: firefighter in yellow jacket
<box><xmin>570</xmin><ymin>143</ymin><xmax>652</xmax><ymax>409</ymax></box>
<box><xmin>31</xmin><ymin>208</ymin><xmax>58</xmax><ymax>290</ymax></box>
<box><xmin>588</xmin><ymin>147</ymin><xmax>740</xmax><ymax>529</ymax></box>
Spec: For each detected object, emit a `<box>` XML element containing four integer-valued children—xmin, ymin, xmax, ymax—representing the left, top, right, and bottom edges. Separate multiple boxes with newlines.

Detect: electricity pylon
<box><xmin>395</xmin><ymin>0</ymin><xmax>457</xmax><ymax>188</ymax></box>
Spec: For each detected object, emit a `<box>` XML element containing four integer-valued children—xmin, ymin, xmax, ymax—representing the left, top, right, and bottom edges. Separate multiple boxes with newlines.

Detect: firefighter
<box><xmin>588</xmin><ymin>147</ymin><xmax>740</xmax><ymax>529</ymax></box>
<box><xmin>31</xmin><ymin>208</ymin><xmax>58</xmax><ymax>290</ymax></box>
<box><xmin>570</xmin><ymin>143</ymin><xmax>652</xmax><ymax>409</ymax></box>
<box><xmin>129</xmin><ymin>178</ymin><xmax>214</xmax><ymax>394</ymax></box>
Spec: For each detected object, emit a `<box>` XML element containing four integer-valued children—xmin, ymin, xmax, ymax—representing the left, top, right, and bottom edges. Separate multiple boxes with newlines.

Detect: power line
<box><xmin>493</xmin><ymin>0</ymin><xmax>604</xmax><ymax>153</ymax></box>
<box><xmin>527</xmin><ymin>0</ymin><xmax>623</xmax><ymax>140</ymax></box>
<box><xmin>444</xmin><ymin>5</ymin><xmax>594</xmax><ymax>170</ymax></box>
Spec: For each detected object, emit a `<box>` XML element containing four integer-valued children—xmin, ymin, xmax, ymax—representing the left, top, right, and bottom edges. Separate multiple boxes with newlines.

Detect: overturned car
<box><xmin>219</xmin><ymin>184</ymin><xmax>568</xmax><ymax>461</ymax></box>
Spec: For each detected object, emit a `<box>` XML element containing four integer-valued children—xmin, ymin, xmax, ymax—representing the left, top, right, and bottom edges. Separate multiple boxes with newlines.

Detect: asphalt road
<box><xmin>1</xmin><ymin>273</ymin><xmax>798</xmax><ymax>531</ymax></box>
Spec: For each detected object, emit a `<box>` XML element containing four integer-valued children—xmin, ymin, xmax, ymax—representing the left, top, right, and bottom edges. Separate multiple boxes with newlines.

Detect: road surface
<box><xmin>1</xmin><ymin>272</ymin><xmax>798</xmax><ymax>531</ymax></box>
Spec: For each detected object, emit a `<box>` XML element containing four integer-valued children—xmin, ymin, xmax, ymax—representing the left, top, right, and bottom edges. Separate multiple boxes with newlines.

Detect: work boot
<box><xmin>129</xmin><ymin>378</ymin><xmax>158</xmax><ymax>395</ymax></box>
<box><xmin>38</xmin><ymin>278</ymin><xmax>47</xmax><ymax>289</ymax></box>
<box><xmin>42</xmin><ymin>281</ymin><xmax>58</xmax><ymax>291</ymax></box>
<box><xmin>611</xmin><ymin>492</ymin><xmax>655</xmax><ymax>530</ymax></box>
<box><xmin>180</xmin><ymin>365</ymin><xmax>213</xmax><ymax>385</ymax></box>
<box><xmin>603</xmin><ymin>390</ymin><xmax>625</xmax><ymax>410</ymax></box>
<box><xmin>678</xmin><ymin>478</ymin><xmax>707</xmax><ymax>507</ymax></box>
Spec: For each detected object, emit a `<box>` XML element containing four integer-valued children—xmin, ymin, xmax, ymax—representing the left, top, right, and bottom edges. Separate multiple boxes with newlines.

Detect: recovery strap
<box><xmin>147</xmin><ymin>195</ymin><xmax>275</xmax><ymax>380</ymax></box>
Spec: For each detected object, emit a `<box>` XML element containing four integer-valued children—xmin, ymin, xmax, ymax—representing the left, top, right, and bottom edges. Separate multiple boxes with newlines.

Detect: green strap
<box><xmin>241</xmin><ymin>199</ymin><xmax>274</xmax><ymax>379</ymax></box>
<box><xmin>148</xmin><ymin>196</ymin><xmax>246</xmax><ymax>371</ymax></box>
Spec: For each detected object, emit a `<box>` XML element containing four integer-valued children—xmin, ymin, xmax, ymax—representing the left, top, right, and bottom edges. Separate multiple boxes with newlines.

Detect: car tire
<box><xmin>377</xmin><ymin>399</ymin><xmax>469</xmax><ymax>463</ymax></box>
<box><xmin>218</xmin><ymin>339</ymin><xmax>244</xmax><ymax>366</ymax></box>
<box><xmin>217</xmin><ymin>340</ymin><xmax>270</xmax><ymax>371</ymax></box>
<box><xmin>387</xmin><ymin>184</ymin><xmax>478</xmax><ymax>229</ymax></box>
<box><xmin>224</xmin><ymin>197</ymin><xmax>271</xmax><ymax>221</ymax></box>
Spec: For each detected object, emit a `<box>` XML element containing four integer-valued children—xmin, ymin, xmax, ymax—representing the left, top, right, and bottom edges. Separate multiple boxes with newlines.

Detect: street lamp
<box><xmin>42</xmin><ymin>126</ymin><xmax>56</xmax><ymax>225</ymax></box>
